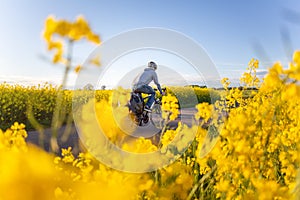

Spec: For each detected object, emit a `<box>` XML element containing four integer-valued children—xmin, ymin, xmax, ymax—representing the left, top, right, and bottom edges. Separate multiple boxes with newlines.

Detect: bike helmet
<box><xmin>148</xmin><ymin>61</ymin><xmax>157</xmax><ymax>70</ymax></box>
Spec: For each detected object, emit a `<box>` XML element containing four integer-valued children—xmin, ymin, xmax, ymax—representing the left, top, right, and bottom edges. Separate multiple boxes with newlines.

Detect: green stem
<box><xmin>62</xmin><ymin>39</ymin><xmax>73</xmax><ymax>89</ymax></box>
<box><xmin>187</xmin><ymin>165</ymin><xmax>217</xmax><ymax>200</ymax></box>
<box><xmin>26</xmin><ymin>104</ymin><xmax>45</xmax><ymax>148</ymax></box>
<box><xmin>50</xmin><ymin>39</ymin><xmax>73</xmax><ymax>152</ymax></box>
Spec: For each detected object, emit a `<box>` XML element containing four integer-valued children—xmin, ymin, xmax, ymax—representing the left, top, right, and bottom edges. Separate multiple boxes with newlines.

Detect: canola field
<box><xmin>1</xmin><ymin>54</ymin><xmax>300</xmax><ymax>200</ymax></box>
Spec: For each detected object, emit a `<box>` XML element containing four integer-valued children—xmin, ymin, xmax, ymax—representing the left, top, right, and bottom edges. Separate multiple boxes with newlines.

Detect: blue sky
<box><xmin>0</xmin><ymin>0</ymin><xmax>300</xmax><ymax>87</ymax></box>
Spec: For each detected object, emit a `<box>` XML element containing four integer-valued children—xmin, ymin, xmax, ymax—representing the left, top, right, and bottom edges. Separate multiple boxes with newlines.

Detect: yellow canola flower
<box><xmin>239</xmin><ymin>58</ymin><xmax>261</xmax><ymax>88</ymax></box>
<box><xmin>43</xmin><ymin>15</ymin><xmax>57</xmax><ymax>42</ymax></box>
<box><xmin>251</xmin><ymin>179</ymin><xmax>290</xmax><ymax>200</ymax></box>
<box><xmin>161</xmin><ymin>94</ymin><xmax>179</xmax><ymax>121</ymax></box>
<box><xmin>43</xmin><ymin>15</ymin><xmax>100</xmax><ymax>65</ymax></box>
<box><xmin>221</xmin><ymin>77</ymin><xmax>230</xmax><ymax>90</ymax></box>
<box><xmin>10</xmin><ymin>122</ymin><xmax>27</xmax><ymax>138</ymax></box>
<box><xmin>43</xmin><ymin>15</ymin><xmax>100</xmax><ymax>43</ymax></box>
<box><xmin>68</xmin><ymin>15</ymin><xmax>90</xmax><ymax>40</ymax></box>
<box><xmin>293</xmin><ymin>50</ymin><xmax>300</xmax><ymax>64</ymax></box>
<box><xmin>47</xmin><ymin>40</ymin><xmax>63</xmax><ymax>51</ymax></box>
<box><xmin>95</xmin><ymin>97</ymin><xmax>132</xmax><ymax>143</ymax></box>
<box><xmin>195</xmin><ymin>102</ymin><xmax>213</xmax><ymax>122</ymax></box>
<box><xmin>55</xmin><ymin>20</ymin><xmax>72</xmax><ymax>37</ymax></box>
<box><xmin>74</xmin><ymin>65</ymin><xmax>82</xmax><ymax>73</ymax></box>
<box><xmin>0</xmin><ymin>146</ymin><xmax>64</xmax><ymax>200</ymax></box>
<box><xmin>87</xmin><ymin>32</ymin><xmax>101</xmax><ymax>44</ymax></box>
<box><xmin>52</xmin><ymin>46</ymin><xmax>64</xmax><ymax>64</ymax></box>
<box><xmin>160</xmin><ymin>129</ymin><xmax>177</xmax><ymax>147</ymax></box>
<box><xmin>61</xmin><ymin>147</ymin><xmax>75</xmax><ymax>164</ymax></box>
<box><xmin>281</xmin><ymin>83</ymin><xmax>300</xmax><ymax>102</ymax></box>
<box><xmin>287</xmin><ymin>50</ymin><xmax>300</xmax><ymax>81</ymax></box>
<box><xmin>0</xmin><ymin>122</ymin><xmax>27</xmax><ymax>151</ymax></box>
<box><xmin>138</xmin><ymin>179</ymin><xmax>154</xmax><ymax>191</ymax></box>
<box><xmin>122</xmin><ymin>137</ymin><xmax>157</xmax><ymax>153</ymax></box>
<box><xmin>214</xmin><ymin>178</ymin><xmax>230</xmax><ymax>192</ymax></box>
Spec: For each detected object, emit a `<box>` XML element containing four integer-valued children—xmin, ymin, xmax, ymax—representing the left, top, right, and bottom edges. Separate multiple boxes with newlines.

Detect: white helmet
<box><xmin>148</xmin><ymin>61</ymin><xmax>157</xmax><ymax>70</ymax></box>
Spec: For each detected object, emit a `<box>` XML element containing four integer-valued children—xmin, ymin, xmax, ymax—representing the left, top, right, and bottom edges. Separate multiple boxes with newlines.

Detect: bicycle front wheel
<box><xmin>150</xmin><ymin>104</ymin><xmax>165</xmax><ymax>129</ymax></box>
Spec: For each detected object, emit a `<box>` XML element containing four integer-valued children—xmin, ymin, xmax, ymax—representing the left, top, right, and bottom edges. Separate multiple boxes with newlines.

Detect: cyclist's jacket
<box><xmin>133</xmin><ymin>68</ymin><xmax>162</xmax><ymax>93</ymax></box>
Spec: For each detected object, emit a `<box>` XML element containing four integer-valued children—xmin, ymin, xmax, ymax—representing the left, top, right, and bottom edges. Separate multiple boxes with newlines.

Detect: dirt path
<box><xmin>26</xmin><ymin>123</ymin><xmax>81</xmax><ymax>155</ymax></box>
<box><xmin>27</xmin><ymin>108</ymin><xmax>198</xmax><ymax>154</ymax></box>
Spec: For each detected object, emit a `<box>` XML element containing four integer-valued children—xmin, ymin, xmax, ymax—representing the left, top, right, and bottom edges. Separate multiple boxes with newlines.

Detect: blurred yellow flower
<box><xmin>43</xmin><ymin>15</ymin><xmax>100</xmax><ymax>65</ymax></box>
<box><xmin>74</xmin><ymin>65</ymin><xmax>82</xmax><ymax>73</ymax></box>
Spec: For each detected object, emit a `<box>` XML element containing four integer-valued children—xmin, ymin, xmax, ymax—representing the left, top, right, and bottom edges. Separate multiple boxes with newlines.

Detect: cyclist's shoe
<box><xmin>144</xmin><ymin>105</ymin><xmax>152</xmax><ymax>112</ymax></box>
<box><xmin>155</xmin><ymin>98</ymin><xmax>161</xmax><ymax>105</ymax></box>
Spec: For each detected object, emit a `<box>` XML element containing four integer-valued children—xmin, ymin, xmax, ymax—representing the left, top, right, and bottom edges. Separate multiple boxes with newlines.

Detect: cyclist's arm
<box><xmin>152</xmin><ymin>72</ymin><xmax>163</xmax><ymax>94</ymax></box>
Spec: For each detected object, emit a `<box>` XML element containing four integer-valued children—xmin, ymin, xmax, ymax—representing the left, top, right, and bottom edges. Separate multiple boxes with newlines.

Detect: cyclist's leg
<box><xmin>143</xmin><ymin>86</ymin><xmax>155</xmax><ymax>108</ymax></box>
<box><xmin>135</xmin><ymin>85</ymin><xmax>155</xmax><ymax>108</ymax></box>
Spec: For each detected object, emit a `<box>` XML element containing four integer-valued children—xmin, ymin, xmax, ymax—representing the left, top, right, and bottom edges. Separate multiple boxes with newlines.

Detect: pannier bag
<box><xmin>129</xmin><ymin>92</ymin><xmax>144</xmax><ymax>114</ymax></box>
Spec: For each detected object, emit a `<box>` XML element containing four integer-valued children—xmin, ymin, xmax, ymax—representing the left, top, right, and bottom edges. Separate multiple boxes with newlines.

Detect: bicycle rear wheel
<box><xmin>150</xmin><ymin>104</ymin><xmax>165</xmax><ymax>129</ymax></box>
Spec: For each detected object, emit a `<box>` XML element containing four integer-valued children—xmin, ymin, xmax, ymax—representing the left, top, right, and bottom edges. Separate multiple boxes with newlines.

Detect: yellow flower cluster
<box><xmin>240</xmin><ymin>58</ymin><xmax>261</xmax><ymax>88</ymax></box>
<box><xmin>122</xmin><ymin>137</ymin><xmax>158</xmax><ymax>153</ymax></box>
<box><xmin>195</xmin><ymin>102</ymin><xmax>213</xmax><ymax>123</ymax></box>
<box><xmin>195</xmin><ymin>51</ymin><xmax>300</xmax><ymax>199</ymax></box>
<box><xmin>54</xmin><ymin>147</ymin><xmax>152</xmax><ymax>199</ymax></box>
<box><xmin>0</xmin><ymin>122</ymin><xmax>27</xmax><ymax>151</ymax></box>
<box><xmin>43</xmin><ymin>15</ymin><xmax>100</xmax><ymax>64</ymax></box>
<box><xmin>161</xmin><ymin>94</ymin><xmax>180</xmax><ymax>121</ymax></box>
<box><xmin>0</xmin><ymin>122</ymin><xmax>193</xmax><ymax>199</ymax></box>
<box><xmin>0</xmin><ymin>123</ymin><xmax>73</xmax><ymax>200</ymax></box>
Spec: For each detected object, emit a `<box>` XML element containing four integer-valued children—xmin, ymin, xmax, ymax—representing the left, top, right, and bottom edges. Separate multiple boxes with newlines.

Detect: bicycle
<box><xmin>128</xmin><ymin>91</ymin><xmax>165</xmax><ymax>129</ymax></box>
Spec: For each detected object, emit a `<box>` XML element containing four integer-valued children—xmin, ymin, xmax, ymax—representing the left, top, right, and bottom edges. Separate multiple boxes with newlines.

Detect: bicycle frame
<box><xmin>142</xmin><ymin>93</ymin><xmax>161</xmax><ymax>110</ymax></box>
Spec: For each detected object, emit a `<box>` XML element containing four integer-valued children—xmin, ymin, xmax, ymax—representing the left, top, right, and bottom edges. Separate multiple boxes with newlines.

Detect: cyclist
<box><xmin>132</xmin><ymin>61</ymin><xmax>164</xmax><ymax>112</ymax></box>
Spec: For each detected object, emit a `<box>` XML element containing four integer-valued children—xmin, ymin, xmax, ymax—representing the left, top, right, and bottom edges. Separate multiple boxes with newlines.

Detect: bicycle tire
<box><xmin>150</xmin><ymin>104</ymin><xmax>165</xmax><ymax>129</ymax></box>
